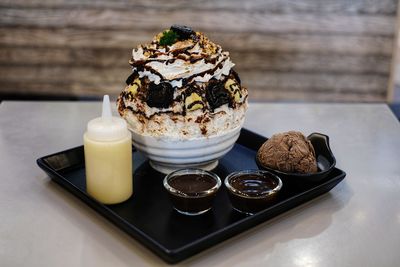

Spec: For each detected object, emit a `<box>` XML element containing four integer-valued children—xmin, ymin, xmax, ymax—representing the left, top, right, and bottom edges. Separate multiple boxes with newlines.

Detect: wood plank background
<box><xmin>0</xmin><ymin>0</ymin><xmax>398</xmax><ymax>102</ymax></box>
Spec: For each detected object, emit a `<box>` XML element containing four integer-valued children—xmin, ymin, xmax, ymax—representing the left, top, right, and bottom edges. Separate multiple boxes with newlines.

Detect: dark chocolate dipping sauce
<box><xmin>164</xmin><ymin>172</ymin><xmax>221</xmax><ymax>216</ymax></box>
<box><xmin>225</xmin><ymin>171</ymin><xmax>282</xmax><ymax>215</ymax></box>
<box><xmin>231</xmin><ymin>174</ymin><xmax>278</xmax><ymax>197</ymax></box>
<box><xmin>169</xmin><ymin>174</ymin><xmax>217</xmax><ymax>194</ymax></box>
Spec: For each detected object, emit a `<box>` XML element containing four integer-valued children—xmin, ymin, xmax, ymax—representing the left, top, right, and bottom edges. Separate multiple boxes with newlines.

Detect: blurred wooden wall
<box><xmin>0</xmin><ymin>0</ymin><xmax>398</xmax><ymax>102</ymax></box>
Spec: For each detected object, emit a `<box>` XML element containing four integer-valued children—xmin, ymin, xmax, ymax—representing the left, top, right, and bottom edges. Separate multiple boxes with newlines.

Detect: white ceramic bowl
<box><xmin>129</xmin><ymin>126</ymin><xmax>242</xmax><ymax>174</ymax></box>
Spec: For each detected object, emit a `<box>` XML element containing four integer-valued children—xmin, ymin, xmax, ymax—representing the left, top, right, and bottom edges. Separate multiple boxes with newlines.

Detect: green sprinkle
<box><xmin>159</xmin><ymin>30</ymin><xmax>179</xmax><ymax>46</ymax></box>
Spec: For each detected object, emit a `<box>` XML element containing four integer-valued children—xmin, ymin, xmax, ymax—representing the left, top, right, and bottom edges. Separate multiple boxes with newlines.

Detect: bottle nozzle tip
<box><xmin>102</xmin><ymin>95</ymin><xmax>112</xmax><ymax>120</ymax></box>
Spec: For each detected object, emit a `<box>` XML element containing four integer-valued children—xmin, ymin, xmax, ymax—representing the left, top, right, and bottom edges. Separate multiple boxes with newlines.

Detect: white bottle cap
<box><xmin>86</xmin><ymin>95</ymin><xmax>129</xmax><ymax>141</ymax></box>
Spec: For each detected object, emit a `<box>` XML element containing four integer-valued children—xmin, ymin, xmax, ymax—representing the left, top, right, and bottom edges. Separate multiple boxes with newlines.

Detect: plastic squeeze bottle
<box><xmin>84</xmin><ymin>95</ymin><xmax>133</xmax><ymax>204</ymax></box>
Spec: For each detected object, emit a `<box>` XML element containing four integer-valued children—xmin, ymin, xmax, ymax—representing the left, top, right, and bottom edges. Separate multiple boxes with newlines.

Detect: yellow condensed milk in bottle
<box><xmin>84</xmin><ymin>95</ymin><xmax>132</xmax><ymax>204</ymax></box>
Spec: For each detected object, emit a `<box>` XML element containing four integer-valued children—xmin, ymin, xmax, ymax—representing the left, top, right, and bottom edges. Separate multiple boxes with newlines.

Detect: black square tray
<box><xmin>37</xmin><ymin>128</ymin><xmax>346</xmax><ymax>264</ymax></box>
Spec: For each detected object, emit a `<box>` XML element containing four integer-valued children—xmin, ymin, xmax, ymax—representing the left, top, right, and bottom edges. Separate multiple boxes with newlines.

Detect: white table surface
<box><xmin>1</xmin><ymin>101</ymin><xmax>400</xmax><ymax>267</ymax></box>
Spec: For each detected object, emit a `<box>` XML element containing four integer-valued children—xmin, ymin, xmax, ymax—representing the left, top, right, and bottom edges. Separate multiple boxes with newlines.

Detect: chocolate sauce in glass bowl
<box><xmin>169</xmin><ymin>174</ymin><xmax>217</xmax><ymax>193</ymax></box>
<box><xmin>225</xmin><ymin>170</ymin><xmax>283</xmax><ymax>215</ymax></box>
<box><xmin>164</xmin><ymin>169</ymin><xmax>221</xmax><ymax>216</ymax></box>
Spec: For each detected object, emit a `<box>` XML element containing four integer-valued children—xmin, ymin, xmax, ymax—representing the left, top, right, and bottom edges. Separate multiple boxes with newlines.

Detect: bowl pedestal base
<box><xmin>149</xmin><ymin>160</ymin><xmax>219</xmax><ymax>174</ymax></box>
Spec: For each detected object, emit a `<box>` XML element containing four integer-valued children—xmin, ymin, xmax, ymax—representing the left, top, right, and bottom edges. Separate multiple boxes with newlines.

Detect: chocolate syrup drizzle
<box><xmin>128</xmin><ymin>56</ymin><xmax>228</xmax><ymax>93</ymax></box>
<box><xmin>120</xmin><ymin>31</ymin><xmax>246</xmax><ymax>120</ymax></box>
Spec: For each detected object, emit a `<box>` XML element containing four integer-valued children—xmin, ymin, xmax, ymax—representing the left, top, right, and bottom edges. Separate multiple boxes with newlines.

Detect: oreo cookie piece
<box><xmin>206</xmin><ymin>80</ymin><xmax>230</xmax><ymax>111</ymax></box>
<box><xmin>125</xmin><ymin>72</ymin><xmax>138</xmax><ymax>85</ymax></box>
<box><xmin>170</xmin><ymin>25</ymin><xmax>195</xmax><ymax>40</ymax></box>
<box><xmin>146</xmin><ymin>82</ymin><xmax>174</xmax><ymax>108</ymax></box>
<box><xmin>231</xmin><ymin>69</ymin><xmax>241</xmax><ymax>85</ymax></box>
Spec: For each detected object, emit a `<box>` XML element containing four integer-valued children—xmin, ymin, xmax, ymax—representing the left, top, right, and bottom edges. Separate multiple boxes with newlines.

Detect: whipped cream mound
<box><xmin>117</xmin><ymin>25</ymin><xmax>248</xmax><ymax>139</ymax></box>
<box><xmin>129</xmin><ymin>28</ymin><xmax>234</xmax><ymax>87</ymax></box>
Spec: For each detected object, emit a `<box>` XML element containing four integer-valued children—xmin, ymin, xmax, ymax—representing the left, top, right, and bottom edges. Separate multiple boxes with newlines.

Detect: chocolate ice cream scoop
<box><xmin>257</xmin><ymin>131</ymin><xmax>317</xmax><ymax>174</ymax></box>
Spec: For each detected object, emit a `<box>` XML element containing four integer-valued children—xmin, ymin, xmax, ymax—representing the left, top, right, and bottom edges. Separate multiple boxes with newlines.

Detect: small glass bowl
<box><xmin>163</xmin><ymin>169</ymin><xmax>221</xmax><ymax>216</ymax></box>
<box><xmin>224</xmin><ymin>170</ymin><xmax>283</xmax><ymax>215</ymax></box>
